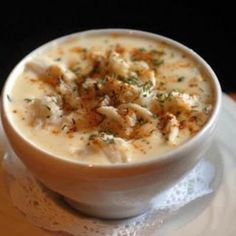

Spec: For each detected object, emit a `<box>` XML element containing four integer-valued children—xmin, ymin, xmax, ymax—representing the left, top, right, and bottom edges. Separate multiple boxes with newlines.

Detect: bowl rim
<box><xmin>1</xmin><ymin>28</ymin><xmax>222</xmax><ymax>169</ymax></box>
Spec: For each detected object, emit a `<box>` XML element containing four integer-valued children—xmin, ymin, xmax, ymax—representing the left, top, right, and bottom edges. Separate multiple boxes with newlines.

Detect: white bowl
<box><xmin>1</xmin><ymin>29</ymin><xmax>222</xmax><ymax>219</ymax></box>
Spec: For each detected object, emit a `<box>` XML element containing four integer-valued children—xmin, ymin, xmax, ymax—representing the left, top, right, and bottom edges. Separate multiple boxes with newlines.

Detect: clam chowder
<box><xmin>7</xmin><ymin>33</ymin><xmax>214</xmax><ymax>164</ymax></box>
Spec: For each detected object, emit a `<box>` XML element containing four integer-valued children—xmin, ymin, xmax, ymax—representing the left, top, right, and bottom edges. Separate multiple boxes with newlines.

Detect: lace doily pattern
<box><xmin>3</xmin><ymin>153</ymin><xmax>215</xmax><ymax>236</ymax></box>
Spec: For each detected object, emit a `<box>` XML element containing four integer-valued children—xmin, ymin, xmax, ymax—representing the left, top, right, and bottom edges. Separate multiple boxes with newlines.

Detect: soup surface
<box><xmin>7</xmin><ymin>33</ymin><xmax>214</xmax><ymax>164</ymax></box>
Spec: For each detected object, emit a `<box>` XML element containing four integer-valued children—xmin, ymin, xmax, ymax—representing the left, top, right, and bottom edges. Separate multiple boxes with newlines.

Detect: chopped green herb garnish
<box><xmin>100</xmin><ymin>132</ymin><xmax>115</xmax><ymax>144</ymax></box>
<box><xmin>103</xmin><ymin>137</ymin><xmax>115</xmax><ymax>144</ymax></box>
<box><xmin>7</xmin><ymin>94</ymin><xmax>12</xmax><ymax>102</ymax></box>
<box><xmin>172</xmin><ymin>88</ymin><xmax>184</xmax><ymax>93</ymax></box>
<box><xmin>203</xmin><ymin>106</ymin><xmax>211</xmax><ymax>114</ymax></box>
<box><xmin>142</xmin><ymin>81</ymin><xmax>153</xmax><ymax>92</ymax></box>
<box><xmin>141</xmin><ymin>139</ymin><xmax>150</xmax><ymax>144</ymax></box>
<box><xmin>45</xmin><ymin>105</ymin><xmax>51</xmax><ymax>111</ymax></box>
<box><xmin>151</xmin><ymin>49</ymin><xmax>164</xmax><ymax>55</ymax></box>
<box><xmin>89</xmin><ymin>132</ymin><xmax>115</xmax><ymax>144</ymax></box>
<box><xmin>54</xmin><ymin>58</ymin><xmax>61</xmax><ymax>61</ymax></box>
<box><xmin>98</xmin><ymin>77</ymin><xmax>107</xmax><ymax>86</ymax></box>
<box><xmin>177</xmin><ymin>76</ymin><xmax>185</xmax><ymax>82</ymax></box>
<box><xmin>152</xmin><ymin>59</ymin><xmax>164</xmax><ymax>67</ymax></box>
<box><xmin>72</xmin><ymin>67</ymin><xmax>80</xmax><ymax>76</ymax></box>
<box><xmin>61</xmin><ymin>125</ymin><xmax>67</xmax><ymax>130</ymax></box>
<box><xmin>137</xmin><ymin>119</ymin><xmax>147</xmax><ymax>125</ymax></box>
<box><xmin>72</xmin><ymin>118</ymin><xmax>76</xmax><ymax>125</ymax></box>
<box><xmin>123</xmin><ymin>76</ymin><xmax>139</xmax><ymax>85</ymax></box>
<box><xmin>139</xmin><ymin>48</ymin><xmax>146</xmax><ymax>52</ymax></box>
<box><xmin>156</xmin><ymin>93</ymin><xmax>168</xmax><ymax>103</ymax></box>
<box><xmin>111</xmin><ymin>73</ymin><xmax>118</xmax><ymax>80</ymax></box>
<box><xmin>89</xmin><ymin>134</ymin><xmax>97</xmax><ymax>140</ymax></box>
<box><xmin>191</xmin><ymin>109</ymin><xmax>199</xmax><ymax>113</ymax></box>
<box><xmin>24</xmin><ymin>98</ymin><xmax>32</xmax><ymax>103</ymax></box>
<box><xmin>130</xmin><ymin>56</ymin><xmax>138</xmax><ymax>61</ymax></box>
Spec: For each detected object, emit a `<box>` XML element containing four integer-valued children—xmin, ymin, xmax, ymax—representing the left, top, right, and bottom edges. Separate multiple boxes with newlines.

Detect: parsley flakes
<box><xmin>177</xmin><ymin>76</ymin><xmax>185</xmax><ymax>82</ymax></box>
<box><xmin>152</xmin><ymin>59</ymin><xmax>164</xmax><ymax>67</ymax></box>
<box><xmin>123</xmin><ymin>76</ymin><xmax>139</xmax><ymax>85</ymax></box>
<box><xmin>89</xmin><ymin>132</ymin><xmax>115</xmax><ymax>144</ymax></box>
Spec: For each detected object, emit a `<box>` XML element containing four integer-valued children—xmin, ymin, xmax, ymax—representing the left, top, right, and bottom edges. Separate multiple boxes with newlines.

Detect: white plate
<box><xmin>159</xmin><ymin>94</ymin><xmax>236</xmax><ymax>236</ymax></box>
<box><xmin>0</xmin><ymin>94</ymin><xmax>236</xmax><ymax>236</ymax></box>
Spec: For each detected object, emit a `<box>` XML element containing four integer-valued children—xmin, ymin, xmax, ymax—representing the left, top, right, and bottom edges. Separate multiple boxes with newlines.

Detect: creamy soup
<box><xmin>7</xmin><ymin>33</ymin><xmax>214</xmax><ymax>164</ymax></box>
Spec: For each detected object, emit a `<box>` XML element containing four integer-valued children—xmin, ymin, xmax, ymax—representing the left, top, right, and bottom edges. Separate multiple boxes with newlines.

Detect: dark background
<box><xmin>0</xmin><ymin>1</ymin><xmax>235</xmax><ymax>92</ymax></box>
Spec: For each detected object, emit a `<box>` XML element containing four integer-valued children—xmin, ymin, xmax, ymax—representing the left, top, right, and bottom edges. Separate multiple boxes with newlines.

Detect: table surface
<box><xmin>0</xmin><ymin>94</ymin><xmax>235</xmax><ymax>236</ymax></box>
<box><xmin>0</xmin><ymin>156</ymin><xmax>55</xmax><ymax>236</ymax></box>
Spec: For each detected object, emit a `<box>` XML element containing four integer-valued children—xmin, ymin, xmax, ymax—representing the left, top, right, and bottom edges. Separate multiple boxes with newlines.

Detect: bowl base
<box><xmin>64</xmin><ymin>197</ymin><xmax>151</xmax><ymax>219</ymax></box>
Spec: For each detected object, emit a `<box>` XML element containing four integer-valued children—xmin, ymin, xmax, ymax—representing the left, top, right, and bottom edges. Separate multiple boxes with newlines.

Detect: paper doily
<box><xmin>2</xmin><ymin>152</ymin><xmax>215</xmax><ymax>236</ymax></box>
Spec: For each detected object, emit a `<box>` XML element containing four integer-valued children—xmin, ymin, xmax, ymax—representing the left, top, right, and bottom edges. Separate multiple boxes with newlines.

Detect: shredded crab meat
<box><xmin>143</xmin><ymin>70</ymin><xmax>156</xmax><ymax>87</ymax></box>
<box><xmin>101</xmin><ymin>143</ymin><xmax>130</xmax><ymax>163</ymax></box>
<box><xmin>20</xmin><ymin>43</ymin><xmax>212</xmax><ymax>164</ymax></box>
<box><xmin>97</xmin><ymin>106</ymin><xmax>124</xmax><ymax>126</ymax></box>
<box><xmin>131</xmin><ymin>60</ymin><xmax>149</xmax><ymax>72</ymax></box>
<box><xmin>26</xmin><ymin>56</ymin><xmax>76</xmax><ymax>82</ymax></box>
<box><xmin>100</xmin><ymin>77</ymin><xmax>141</xmax><ymax>103</ymax></box>
<box><xmin>109</xmin><ymin>51</ymin><xmax>130</xmax><ymax>77</ymax></box>
<box><xmin>90</xmin><ymin>136</ymin><xmax>130</xmax><ymax>163</ymax></box>
<box><xmin>155</xmin><ymin>91</ymin><xmax>203</xmax><ymax>115</ymax></box>
<box><xmin>161</xmin><ymin>113</ymin><xmax>180</xmax><ymax>145</ymax></box>
<box><xmin>119</xmin><ymin>103</ymin><xmax>153</xmax><ymax>121</ymax></box>
<box><xmin>170</xmin><ymin>91</ymin><xmax>201</xmax><ymax>110</ymax></box>
<box><xmin>26</xmin><ymin>96</ymin><xmax>63</xmax><ymax>126</ymax></box>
